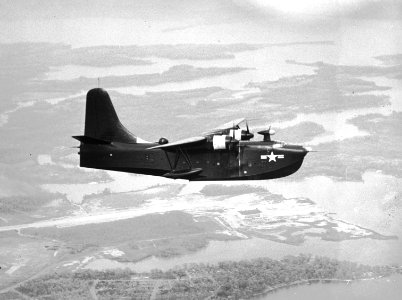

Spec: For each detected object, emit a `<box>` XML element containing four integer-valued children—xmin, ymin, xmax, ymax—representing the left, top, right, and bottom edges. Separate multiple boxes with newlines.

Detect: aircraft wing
<box><xmin>202</xmin><ymin>118</ymin><xmax>245</xmax><ymax>136</ymax></box>
<box><xmin>147</xmin><ymin>136</ymin><xmax>206</xmax><ymax>150</ymax></box>
<box><xmin>148</xmin><ymin>118</ymin><xmax>245</xmax><ymax>150</ymax></box>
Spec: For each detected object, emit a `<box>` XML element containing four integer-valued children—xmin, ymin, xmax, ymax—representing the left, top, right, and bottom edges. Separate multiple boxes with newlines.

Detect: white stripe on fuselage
<box><xmin>260</xmin><ymin>151</ymin><xmax>285</xmax><ymax>162</ymax></box>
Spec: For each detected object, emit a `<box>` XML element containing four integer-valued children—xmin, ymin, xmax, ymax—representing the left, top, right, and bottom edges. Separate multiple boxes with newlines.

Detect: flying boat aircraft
<box><xmin>73</xmin><ymin>88</ymin><xmax>311</xmax><ymax>180</ymax></box>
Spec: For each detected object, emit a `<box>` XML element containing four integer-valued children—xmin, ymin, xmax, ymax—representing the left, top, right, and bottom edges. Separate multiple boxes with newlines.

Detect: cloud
<box><xmin>242</xmin><ymin>0</ymin><xmax>367</xmax><ymax>15</ymax></box>
<box><xmin>0</xmin><ymin>0</ymin><xmax>236</xmax><ymax>21</ymax></box>
<box><xmin>236</xmin><ymin>0</ymin><xmax>402</xmax><ymax>20</ymax></box>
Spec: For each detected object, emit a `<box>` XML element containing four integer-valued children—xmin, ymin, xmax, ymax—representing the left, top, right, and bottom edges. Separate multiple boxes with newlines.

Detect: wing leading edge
<box><xmin>147</xmin><ymin>136</ymin><xmax>206</xmax><ymax>150</ymax></box>
<box><xmin>148</xmin><ymin>118</ymin><xmax>245</xmax><ymax>150</ymax></box>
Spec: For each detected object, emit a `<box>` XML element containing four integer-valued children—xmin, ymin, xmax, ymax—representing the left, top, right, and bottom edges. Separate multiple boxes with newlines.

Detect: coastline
<box><xmin>252</xmin><ymin>275</ymin><xmax>397</xmax><ymax>299</ymax></box>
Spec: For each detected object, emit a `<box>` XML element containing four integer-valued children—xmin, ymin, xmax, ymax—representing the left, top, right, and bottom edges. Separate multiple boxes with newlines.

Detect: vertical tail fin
<box><xmin>84</xmin><ymin>88</ymin><xmax>137</xmax><ymax>143</ymax></box>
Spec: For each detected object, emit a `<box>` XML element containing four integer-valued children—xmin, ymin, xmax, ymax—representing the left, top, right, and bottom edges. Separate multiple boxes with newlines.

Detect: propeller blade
<box><xmin>240</xmin><ymin>119</ymin><xmax>254</xmax><ymax>140</ymax></box>
<box><xmin>232</xmin><ymin>121</ymin><xmax>235</xmax><ymax>139</ymax></box>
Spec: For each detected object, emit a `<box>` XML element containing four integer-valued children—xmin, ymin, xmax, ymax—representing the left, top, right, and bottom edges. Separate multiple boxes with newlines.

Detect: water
<box><xmin>260</xmin><ymin>171</ymin><xmax>402</xmax><ymax>236</ymax></box>
<box><xmin>270</xmin><ymin>76</ymin><xmax>402</xmax><ymax>146</ymax></box>
<box><xmin>254</xmin><ymin>275</ymin><xmax>402</xmax><ymax>300</ymax></box>
<box><xmin>42</xmin><ymin>171</ymin><xmax>176</xmax><ymax>203</ymax></box>
<box><xmin>84</xmin><ymin>235</ymin><xmax>402</xmax><ymax>273</ymax></box>
<box><xmin>1</xmin><ymin>17</ymin><xmax>401</xmax><ymax>60</ymax></box>
<box><xmin>40</xmin><ymin>170</ymin><xmax>402</xmax><ymax>271</ymax></box>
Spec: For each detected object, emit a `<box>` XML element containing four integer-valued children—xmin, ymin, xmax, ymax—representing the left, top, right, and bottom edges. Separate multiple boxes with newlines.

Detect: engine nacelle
<box><xmin>229</xmin><ymin>129</ymin><xmax>242</xmax><ymax>140</ymax></box>
<box><xmin>212</xmin><ymin>135</ymin><xmax>232</xmax><ymax>150</ymax></box>
<box><xmin>229</xmin><ymin>128</ymin><xmax>254</xmax><ymax>141</ymax></box>
<box><xmin>258</xmin><ymin>128</ymin><xmax>275</xmax><ymax>142</ymax></box>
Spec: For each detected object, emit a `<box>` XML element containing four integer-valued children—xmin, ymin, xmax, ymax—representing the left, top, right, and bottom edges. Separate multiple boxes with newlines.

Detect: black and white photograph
<box><xmin>0</xmin><ymin>0</ymin><xmax>401</xmax><ymax>299</ymax></box>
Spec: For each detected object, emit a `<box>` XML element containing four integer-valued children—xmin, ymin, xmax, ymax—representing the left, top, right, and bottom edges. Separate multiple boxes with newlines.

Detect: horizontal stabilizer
<box><xmin>72</xmin><ymin>135</ymin><xmax>111</xmax><ymax>144</ymax></box>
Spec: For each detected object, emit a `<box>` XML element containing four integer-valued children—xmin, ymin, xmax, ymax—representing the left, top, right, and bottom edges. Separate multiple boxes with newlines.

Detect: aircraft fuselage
<box><xmin>79</xmin><ymin>140</ymin><xmax>307</xmax><ymax>181</ymax></box>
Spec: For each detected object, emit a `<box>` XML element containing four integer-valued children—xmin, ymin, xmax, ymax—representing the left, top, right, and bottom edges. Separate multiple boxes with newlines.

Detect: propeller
<box><xmin>228</xmin><ymin>121</ymin><xmax>239</xmax><ymax>151</ymax></box>
<box><xmin>232</xmin><ymin>121</ymin><xmax>236</xmax><ymax>140</ymax></box>
<box><xmin>241</xmin><ymin>120</ymin><xmax>254</xmax><ymax>141</ymax></box>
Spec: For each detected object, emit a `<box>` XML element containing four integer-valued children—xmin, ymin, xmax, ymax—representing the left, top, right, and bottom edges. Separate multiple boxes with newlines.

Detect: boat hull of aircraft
<box><xmin>78</xmin><ymin>141</ymin><xmax>307</xmax><ymax>181</ymax></box>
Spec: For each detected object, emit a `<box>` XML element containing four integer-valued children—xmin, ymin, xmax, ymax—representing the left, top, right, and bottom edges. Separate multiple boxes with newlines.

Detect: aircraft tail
<box><xmin>82</xmin><ymin>88</ymin><xmax>137</xmax><ymax>143</ymax></box>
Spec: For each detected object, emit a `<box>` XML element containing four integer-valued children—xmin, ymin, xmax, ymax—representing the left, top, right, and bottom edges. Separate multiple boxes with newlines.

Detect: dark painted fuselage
<box><xmin>79</xmin><ymin>140</ymin><xmax>308</xmax><ymax>181</ymax></box>
<box><xmin>75</xmin><ymin>88</ymin><xmax>309</xmax><ymax>181</ymax></box>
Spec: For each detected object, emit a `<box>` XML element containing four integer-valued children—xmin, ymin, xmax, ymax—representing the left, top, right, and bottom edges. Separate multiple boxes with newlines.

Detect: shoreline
<box><xmin>252</xmin><ymin>275</ymin><xmax>392</xmax><ymax>299</ymax></box>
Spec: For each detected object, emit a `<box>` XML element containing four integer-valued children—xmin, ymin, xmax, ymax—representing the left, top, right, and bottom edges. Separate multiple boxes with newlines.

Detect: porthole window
<box><xmin>145</xmin><ymin>154</ymin><xmax>154</xmax><ymax>162</ymax></box>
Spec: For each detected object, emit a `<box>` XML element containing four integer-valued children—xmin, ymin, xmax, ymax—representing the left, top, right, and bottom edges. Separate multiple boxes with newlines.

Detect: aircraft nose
<box><xmin>303</xmin><ymin>146</ymin><xmax>313</xmax><ymax>152</ymax></box>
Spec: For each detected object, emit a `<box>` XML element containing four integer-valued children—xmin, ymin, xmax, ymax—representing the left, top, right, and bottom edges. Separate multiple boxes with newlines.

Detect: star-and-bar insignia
<box><xmin>261</xmin><ymin>151</ymin><xmax>284</xmax><ymax>162</ymax></box>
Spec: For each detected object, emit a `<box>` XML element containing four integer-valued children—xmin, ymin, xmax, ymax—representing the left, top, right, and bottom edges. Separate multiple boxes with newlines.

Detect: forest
<box><xmin>11</xmin><ymin>254</ymin><xmax>401</xmax><ymax>299</ymax></box>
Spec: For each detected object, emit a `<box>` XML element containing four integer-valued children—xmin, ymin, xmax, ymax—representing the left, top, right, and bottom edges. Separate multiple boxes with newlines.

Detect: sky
<box><xmin>1</xmin><ymin>0</ymin><xmax>401</xmax><ymax>20</ymax></box>
<box><xmin>0</xmin><ymin>0</ymin><xmax>401</xmax><ymax>47</ymax></box>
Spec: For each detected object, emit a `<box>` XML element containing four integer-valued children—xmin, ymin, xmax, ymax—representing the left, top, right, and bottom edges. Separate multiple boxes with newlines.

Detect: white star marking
<box><xmin>261</xmin><ymin>151</ymin><xmax>284</xmax><ymax>162</ymax></box>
